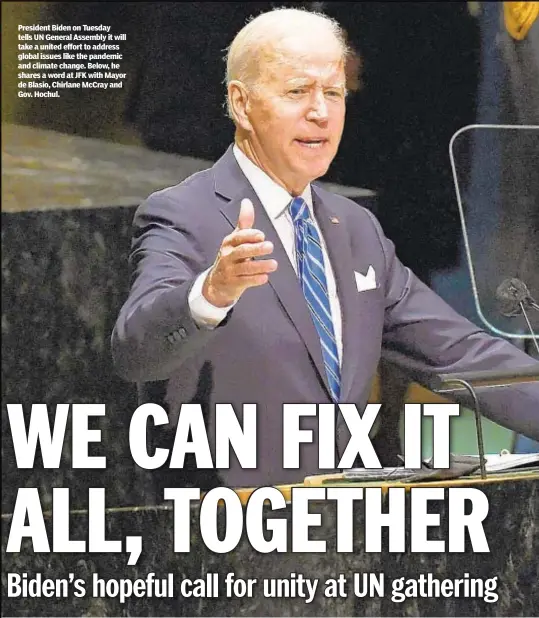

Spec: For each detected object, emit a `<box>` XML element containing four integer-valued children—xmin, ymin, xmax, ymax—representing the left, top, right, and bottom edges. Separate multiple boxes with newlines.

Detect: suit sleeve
<box><xmin>111</xmin><ymin>191</ymin><xmax>224</xmax><ymax>382</ymax></box>
<box><xmin>365</xmin><ymin>210</ymin><xmax>539</xmax><ymax>441</ymax></box>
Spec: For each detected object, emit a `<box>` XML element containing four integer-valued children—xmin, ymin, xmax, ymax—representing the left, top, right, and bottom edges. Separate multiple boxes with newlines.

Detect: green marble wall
<box><xmin>2</xmin><ymin>207</ymin><xmax>152</xmax><ymax>513</ymax></box>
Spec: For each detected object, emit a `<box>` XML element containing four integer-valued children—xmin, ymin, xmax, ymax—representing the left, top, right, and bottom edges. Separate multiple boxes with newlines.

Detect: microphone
<box><xmin>496</xmin><ymin>277</ymin><xmax>539</xmax><ymax>316</ymax></box>
<box><xmin>496</xmin><ymin>277</ymin><xmax>539</xmax><ymax>354</ymax></box>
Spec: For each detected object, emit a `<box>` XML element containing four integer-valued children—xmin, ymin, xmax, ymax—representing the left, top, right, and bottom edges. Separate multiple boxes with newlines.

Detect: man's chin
<box><xmin>302</xmin><ymin>160</ymin><xmax>332</xmax><ymax>181</ymax></box>
<box><xmin>281</xmin><ymin>160</ymin><xmax>334</xmax><ymax>192</ymax></box>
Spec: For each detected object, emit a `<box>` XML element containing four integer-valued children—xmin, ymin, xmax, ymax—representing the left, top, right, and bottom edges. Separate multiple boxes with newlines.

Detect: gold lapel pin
<box><xmin>330</xmin><ymin>216</ymin><xmax>340</xmax><ymax>224</ymax></box>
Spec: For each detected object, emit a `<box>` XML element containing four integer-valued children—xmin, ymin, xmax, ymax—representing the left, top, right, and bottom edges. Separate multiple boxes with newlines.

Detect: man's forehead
<box><xmin>261</xmin><ymin>51</ymin><xmax>345</xmax><ymax>84</ymax></box>
<box><xmin>256</xmin><ymin>34</ymin><xmax>344</xmax><ymax>81</ymax></box>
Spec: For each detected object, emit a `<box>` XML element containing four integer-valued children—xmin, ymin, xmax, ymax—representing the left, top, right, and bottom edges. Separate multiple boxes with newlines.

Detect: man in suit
<box><xmin>112</xmin><ymin>8</ymin><xmax>539</xmax><ymax>491</ymax></box>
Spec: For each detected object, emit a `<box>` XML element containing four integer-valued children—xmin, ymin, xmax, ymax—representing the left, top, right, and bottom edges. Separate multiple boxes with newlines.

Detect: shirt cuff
<box><xmin>189</xmin><ymin>268</ymin><xmax>236</xmax><ymax>329</ymax></box>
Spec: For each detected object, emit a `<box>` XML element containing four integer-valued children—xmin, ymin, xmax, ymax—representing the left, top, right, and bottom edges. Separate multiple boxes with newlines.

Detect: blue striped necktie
<box><xmin>289</xmin><ymin>196</ymin><xmax>341</xmax><ymax>402</ymax></box>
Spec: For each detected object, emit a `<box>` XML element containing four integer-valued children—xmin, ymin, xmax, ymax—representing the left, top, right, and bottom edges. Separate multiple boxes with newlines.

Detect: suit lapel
<box><xmin>213</xmin><ymin>149</ymin><xmax>332</xmax><ymax>398</ymax></box>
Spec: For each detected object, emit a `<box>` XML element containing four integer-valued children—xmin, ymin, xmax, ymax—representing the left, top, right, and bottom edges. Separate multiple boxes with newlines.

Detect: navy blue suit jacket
<box><xmin>112</xmin><ymin>147</ymin><xmax>539</xmax><ymax>488</ymax></box>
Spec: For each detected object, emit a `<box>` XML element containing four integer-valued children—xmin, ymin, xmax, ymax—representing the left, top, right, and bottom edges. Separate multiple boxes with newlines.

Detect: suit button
<box><xmin>178</xmin><ymin>327</ymin><xmax>187</xmax><ymax>338</ymax></box>
<box><xmin>167</xmin><ymin>334</ymin><xmax>175</xmax><ymax>344</ymax></box>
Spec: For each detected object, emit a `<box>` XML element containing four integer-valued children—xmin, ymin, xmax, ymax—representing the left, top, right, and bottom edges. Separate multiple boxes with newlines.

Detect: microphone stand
<box><xmin>432</xmin><ymin>366</ymin><xmax>539</xmax><ymax>479</ymax></box>
<box><xmin>520</xmin><ymin>301</ymin><xmax>539</xmax><ymax>354</ymax></box>
<box><xmin>381</xmin><ymin>350</ymin><xmax>539</xmax><ymax>480</ymax></box>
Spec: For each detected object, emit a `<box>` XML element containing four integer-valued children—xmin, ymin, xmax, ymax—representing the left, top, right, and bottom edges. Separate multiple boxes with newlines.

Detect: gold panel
<box><xmin>504</xmin><ymin>1</ymin><xmax>539</xmax><ymax>40</ymax></box>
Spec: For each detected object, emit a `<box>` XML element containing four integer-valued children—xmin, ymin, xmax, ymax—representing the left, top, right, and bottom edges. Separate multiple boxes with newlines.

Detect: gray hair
<box><xmin>224</xmin><ymin>7</ymin><xmax>350</xmax><ymax>120</ymax></box>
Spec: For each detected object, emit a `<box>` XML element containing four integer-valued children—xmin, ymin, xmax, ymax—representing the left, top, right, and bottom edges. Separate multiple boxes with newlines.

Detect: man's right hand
<box><xmin>202</xmin><ymin>198</ymin><xmax>278</xmax><ymax>307</ymax></box>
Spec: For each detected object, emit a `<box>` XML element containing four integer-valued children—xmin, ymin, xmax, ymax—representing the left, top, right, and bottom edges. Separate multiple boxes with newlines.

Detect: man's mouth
<box><xmin>295</xmin><ymin>138</ymin><xmax>328</xmax><ymax>149</ymax></box>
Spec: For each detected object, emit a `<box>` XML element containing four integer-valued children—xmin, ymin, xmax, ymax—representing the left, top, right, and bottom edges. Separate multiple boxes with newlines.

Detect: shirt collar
<box><xmin>233</xmin><ymin>144</ymin><xmax>313</xmax><ymax>220</ymax></box>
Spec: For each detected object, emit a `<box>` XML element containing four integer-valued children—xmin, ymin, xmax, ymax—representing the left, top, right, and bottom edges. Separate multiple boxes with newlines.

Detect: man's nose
<box><xmin>306</xmin><ymin>91</ymin><xmax>329</xmax><ymax>121</ymax></box>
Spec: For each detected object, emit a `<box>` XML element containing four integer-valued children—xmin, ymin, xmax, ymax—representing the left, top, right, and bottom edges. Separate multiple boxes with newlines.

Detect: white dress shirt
<box><xmin>189</xmin><ymin>144</ymin><xmax>343</xmax><ymax>365</ymax></box>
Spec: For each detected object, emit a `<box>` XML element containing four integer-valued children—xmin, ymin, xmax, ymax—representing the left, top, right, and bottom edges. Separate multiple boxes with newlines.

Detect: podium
<box><xmin>2</xmin><ymin>470</ymin><xmax>538</xmax><ymax>616</ymax></box>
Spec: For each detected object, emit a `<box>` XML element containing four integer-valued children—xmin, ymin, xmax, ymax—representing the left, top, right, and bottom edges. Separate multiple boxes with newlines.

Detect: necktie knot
<box><xmin>289</xmin><ymin>196</ymin><xmax>310</xmax><ymax>224</ymax></box>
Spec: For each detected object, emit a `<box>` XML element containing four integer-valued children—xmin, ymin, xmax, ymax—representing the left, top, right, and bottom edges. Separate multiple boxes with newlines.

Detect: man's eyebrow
<box><xmin>284</xmin><ymin>77</ymin><xmax>312</xmax><ymax>85</ymax></box>
<box><xmin>284</xmin><ymin>77</ymin><xmax>346</xmax><ymax>89</ymax></box>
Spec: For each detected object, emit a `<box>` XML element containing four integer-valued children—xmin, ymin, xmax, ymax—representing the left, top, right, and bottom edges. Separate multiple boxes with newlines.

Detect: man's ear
<box><xmin>228</xmin><ymin>80</ymin><xmax>253</xmax><ymax>132</ymax></box>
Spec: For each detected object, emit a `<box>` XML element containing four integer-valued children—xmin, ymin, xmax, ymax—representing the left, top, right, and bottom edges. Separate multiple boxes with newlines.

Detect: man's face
<box><xmin>241</xmin><ymin>32</ymin><xmax>347</xmax><ymax>194</ymax></box>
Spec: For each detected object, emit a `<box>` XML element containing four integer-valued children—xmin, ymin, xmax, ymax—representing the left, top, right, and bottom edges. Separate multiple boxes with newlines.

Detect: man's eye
<box><xmin>288</xmin><ymin>88</ymin><xmax>306</xmax><ymax>95</ymax></box>
<box><xmin>326</xmin><ymin>90</ymin><xmax>342</xmax><ymax>98</ymax></box>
